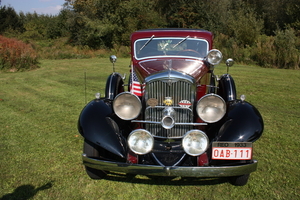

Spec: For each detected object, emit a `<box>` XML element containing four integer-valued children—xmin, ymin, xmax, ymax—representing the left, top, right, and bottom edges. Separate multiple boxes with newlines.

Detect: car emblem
<box><xmin>164</xmin><ymin>97</ymin><xmax>173</xmax><ymax>106</ymax></box>
<box><xmin>179</xmin><ymin>100</ymin><xmax>192</xmax><ymax>108</ymax></box>
<box><xmin>147</xmin><ymin>98</ymin><xmax>158</xmax><ymax>107</ymax></box>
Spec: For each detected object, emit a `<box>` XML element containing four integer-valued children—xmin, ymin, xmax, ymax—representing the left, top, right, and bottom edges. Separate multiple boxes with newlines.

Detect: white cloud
<box><xmin>32</xmin><ymin>5</ymin><xmax>63</xmax><ymax>15</ymax></box>
<box><xmin>39</xmin><ymin>0</ymin><xmax>56</xmax><ymax>2</ymax></box>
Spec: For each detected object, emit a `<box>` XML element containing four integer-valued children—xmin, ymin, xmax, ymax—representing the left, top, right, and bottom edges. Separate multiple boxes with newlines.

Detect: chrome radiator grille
<box><xmin>146</xmin><ymin>80</ymin><xmax>194</xmax><ymax>106</ymax></box>
<box><xmin>144</xmin><ymin>77</ymin><xmax>195</xmax><ymax>138</ymax></box>
<box><xmin>145</xmin><ymin>107</ymin><xmax>193</xmax><ymax>138</ymax></box>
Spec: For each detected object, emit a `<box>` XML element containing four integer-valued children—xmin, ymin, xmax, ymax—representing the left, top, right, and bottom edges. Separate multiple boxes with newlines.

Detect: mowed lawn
<box><xmin>0</xmin><ymin>58</ymin><xmax>299</xmax><ymax>199</ymax></box>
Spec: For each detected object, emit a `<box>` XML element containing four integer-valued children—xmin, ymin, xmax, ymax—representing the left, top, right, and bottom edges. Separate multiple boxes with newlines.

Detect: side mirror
<box><xmin>226</xmin><ymin>58</ymin><xmax>234</xmax><ymax>67</ymax></box>
<box><xmin>109</xmin><ymin>55</ymin><xmax>117</xmax><ymax>72</ymax></box>
<box><xmin>225</xmin><ymin>58</ymin><xmax>234</xmax><ymax>74</ymax></box>
<box><xmin>110</xmin><ymin>55</ymin><xmax>117</xmax><ymax>63</ymax></box>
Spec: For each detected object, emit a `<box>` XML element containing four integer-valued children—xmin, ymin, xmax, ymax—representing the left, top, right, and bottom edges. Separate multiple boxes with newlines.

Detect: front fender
<box><xmin>105</xmin><ymin>73</ymin><xmax>124</xmax><ymax>100</ymax></box>
<box><xmin>218</xmin><ymin>74</ymin><xmax>237</xmax><ymax>102</ymax></box>
<box><xmin>78</xmin><ymin>99</ymin><xmax>127</xmax><ymax>158</ymax></box>
<box><xmin>214</xmin><ymin>100</ymin><xmax>264</xmax><ymax>142</ymax></box>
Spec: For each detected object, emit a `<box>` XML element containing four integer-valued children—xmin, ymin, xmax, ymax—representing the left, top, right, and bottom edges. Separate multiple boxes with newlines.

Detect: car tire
<box><xmin>229</xmin><ymin>174</ymin><xmax>250</xmax><ymax>186</ymax></box>
<box><xmin>83</xmin><ymin>140</ymin><xmax>107</xmax><ymax>179</ymax></box>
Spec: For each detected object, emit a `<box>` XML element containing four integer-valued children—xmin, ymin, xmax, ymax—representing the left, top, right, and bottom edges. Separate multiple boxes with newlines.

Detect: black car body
<box><xmin>78</xmin><ymin>29</ymin><xmax>264</xmax><ymax>186</ymax></box>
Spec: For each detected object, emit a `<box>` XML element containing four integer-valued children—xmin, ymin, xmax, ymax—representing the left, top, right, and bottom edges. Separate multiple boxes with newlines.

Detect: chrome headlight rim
<box><xmin>127</xmin><ymin>129</ymin><xmax>154</xmax><ymax>155</ymax></box>
<box><xmin>196</xmin><ymin>94</ymin><xmax>226</xmax><ymax>123</ymax></box>
<box><xmin>113</xmin><ymin>92</ymin><xmax>142</xmax><ymax>120</ymax></box>
<box><xmin>182</xmin><ymin>130</ymin><xmax>209</xmax><ymax>156</ymax></box>
<box><xmin>206</xmin><ymin>49</ymin><xmax>223</xmax><ymax>65</ymax></box>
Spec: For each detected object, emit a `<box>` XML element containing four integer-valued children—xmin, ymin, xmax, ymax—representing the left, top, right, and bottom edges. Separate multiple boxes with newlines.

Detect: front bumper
<box><xmin>82</xmin><ymin>154</ymin><xmax>258</xmax><ymax>177</ymax></box>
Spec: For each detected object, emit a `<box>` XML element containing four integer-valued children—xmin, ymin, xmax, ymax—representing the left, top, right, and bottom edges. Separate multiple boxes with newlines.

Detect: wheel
<box><xmin>83</xmin><ymin>140</ymin><xmax>107</xmax><ymax>179</ymax></box>
<box><xmin>229</xmin><ymin>174</ymin><xmax>250</xmax><ymax>186</ymax></box>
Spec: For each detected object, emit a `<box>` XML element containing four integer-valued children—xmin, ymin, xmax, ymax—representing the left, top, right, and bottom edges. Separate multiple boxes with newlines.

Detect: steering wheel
<box><xmin>177</xmin><ymin>49</ymin><xmax>202</xmax><ymax>57</ymax></box>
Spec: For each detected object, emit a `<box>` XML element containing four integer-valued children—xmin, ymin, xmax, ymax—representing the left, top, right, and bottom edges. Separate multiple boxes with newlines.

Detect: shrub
<box><xmin>274</xmin><ymin>28</ymin><xmax>300</xmax><ymax>69</ymax></box>
<box><xmin>0</xmin><ymin>35</ymin><xmax>39</xmax><ymax>71</ymax></box>
<box><xmin>251</xmin><ymin>35</ymin><xmax>276</xmax><ymax>68</ymax></box>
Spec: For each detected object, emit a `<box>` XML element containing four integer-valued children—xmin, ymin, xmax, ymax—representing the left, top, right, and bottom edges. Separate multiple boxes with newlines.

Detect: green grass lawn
<box><xmin>0</xmin><ymin>58</ymin><xmax>299</xmax><ymax>199</ymax></box>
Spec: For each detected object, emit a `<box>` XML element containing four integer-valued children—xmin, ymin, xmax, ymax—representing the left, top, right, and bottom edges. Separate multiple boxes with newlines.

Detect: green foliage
<box><xmin>226</xmin><ymin>0</ymin><xmax>263</xmax><ymax>46</ymax></box>
<box><xmin>274</xmin><ymin>28</ymin><xmax>300</xmax><ymax>69</ymax></box>
<box><xmin>251</xmin><ymin>35</ymin><xmax>276</xmax><ymax>68</ymax></box>
<box><xmin>0</xmin><ymin>6</ymin><xmax>23</xmax><ymax>34</ymax></box>
<box><xmin>65</xmin><ymin>0</ymin><xmax>165</xmax><ymax>48</ymax></box>
<box><xmin>1</xmin><ymin>0</ymin><xmax>300</xmax><ymax>69</ymax></box>
<box><xmin>0</xmin><ymin>35</ymin><xmax>39</xmax><ymax>71</ymax></box>
<box><xmin>32</xmin><ymin>37</ymin><xmax>114</xmax><ymax>59</ymax></box>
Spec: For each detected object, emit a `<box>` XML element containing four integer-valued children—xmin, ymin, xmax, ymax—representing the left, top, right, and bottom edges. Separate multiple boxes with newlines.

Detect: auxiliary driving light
<box><xmin>113</xmin><ymin>92</ymin><xmax>142</xmax><ymax>120</ymax></box>
<box><xmin>182</xmin><ymin>130</ymin><xmax>209</xmax><ymax>156</ymax></box>
<box><xmin>128</xmin><ymin>129</ymin><xmax>154</xmax><ymax>155</ymax></box>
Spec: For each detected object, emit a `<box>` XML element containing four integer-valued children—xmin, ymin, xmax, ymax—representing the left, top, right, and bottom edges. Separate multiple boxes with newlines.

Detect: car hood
<box><xmin>133</xmin><ymin>58</ymin><xmax>209</xmax><ymax>82</ymax></box>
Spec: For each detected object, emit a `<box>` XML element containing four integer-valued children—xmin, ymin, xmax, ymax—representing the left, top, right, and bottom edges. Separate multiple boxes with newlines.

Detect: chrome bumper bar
<box><xmin>82</xmin><ymin>154</ymin><xmax>258</xmax><ymax>177</ymax></box>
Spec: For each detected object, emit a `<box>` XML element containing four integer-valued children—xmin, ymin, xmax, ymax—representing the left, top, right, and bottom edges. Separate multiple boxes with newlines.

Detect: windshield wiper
<box><xmin>173</xmin><ymin>36</ymin><xmax>190</xmax><ymax>48</ymax></box>
<box><xmin>140</xmin><ymin>35</ymin><xmax>155</xmax><ymax>50</ymax></box>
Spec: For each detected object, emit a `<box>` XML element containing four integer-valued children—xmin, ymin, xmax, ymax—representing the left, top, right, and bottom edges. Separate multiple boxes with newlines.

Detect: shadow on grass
<box><xmin>99</xmin><ymin>172</ymin><xmax>228</xmax><ymax>186</ymax></box>
<box><xmin>0</xmin><ymin>182</ymin><xmax>53</xmax><ymax>200</ymax></box>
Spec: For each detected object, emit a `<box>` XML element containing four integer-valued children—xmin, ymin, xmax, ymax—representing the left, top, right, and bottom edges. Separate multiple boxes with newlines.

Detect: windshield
<box><xmin>134</xmin><ymin>37</ymin><xmax>208</xmax><ymax>60</ymax></box>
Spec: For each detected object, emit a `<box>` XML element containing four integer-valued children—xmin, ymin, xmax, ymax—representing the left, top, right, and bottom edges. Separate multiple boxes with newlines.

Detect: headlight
<box><xmin>128</xmin><ymin>129</ymin><xmax>154</xmax><ymax>155</ymax></box>
<box><xmin>196</xmin><ymin>94</ymin><xmax>226</xmax><ymax>123</ymax></box>
<box><xmin>113</xmin><ymin>92</ymin><xmax>142</xmax><ymax>120</ymax></box>
<box><xmin>206</xmin><ymin>49</ymin><xmax>223</xmax><ymax>65</ymax></box>
<box><xmin>182</xmin><ymin>130</ymin><xmax>209</xmax><ymax>156</ymax></box>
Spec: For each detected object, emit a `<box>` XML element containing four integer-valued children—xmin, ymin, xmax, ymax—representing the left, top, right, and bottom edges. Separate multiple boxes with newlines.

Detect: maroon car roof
<box><xmin>132</xmin><ymin>28</ymin><xmax>212</xmax><ymax>37</ymax></box>
<box><xmin>131</xmin><ymin>28</ymin><xmax>213</xmax><ymax>48</ymax></box>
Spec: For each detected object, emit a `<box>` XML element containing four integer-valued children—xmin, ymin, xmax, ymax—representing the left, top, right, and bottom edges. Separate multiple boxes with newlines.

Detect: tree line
<box><xmin>1</xmin><ymin>0</ymin><xmax>299</xmax><ymax>69</ymax></box>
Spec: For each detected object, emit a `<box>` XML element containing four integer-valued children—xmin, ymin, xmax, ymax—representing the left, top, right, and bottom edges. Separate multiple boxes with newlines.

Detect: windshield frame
<box><xmin>134</xmin><ymin>37</ymin><xmax>209</xmax><ymax>60</ymax></box>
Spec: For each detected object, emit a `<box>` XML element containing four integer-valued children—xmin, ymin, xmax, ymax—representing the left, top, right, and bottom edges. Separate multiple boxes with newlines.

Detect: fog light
<box><xmin>128</xmin><ymin>129</ymin><xmax>154</xmax><ymax>155</ymax></box>
<box><xmin>182</xmin><ymin>130</ymin><xmax>209</xmax><ymax>156</ymax></box>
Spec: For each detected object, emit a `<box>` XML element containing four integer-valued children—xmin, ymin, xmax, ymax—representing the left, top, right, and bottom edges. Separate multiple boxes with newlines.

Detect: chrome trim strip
<box><xmin>175</xmin><ymin>122</ymin><xmax>207</xmax><ymax>125</ymax></box>
<box><xmin>146</xmin><ymin>105</ymin><xmax>193</xmax><ymax>111</ymax></box>
<box><xmin>145</xmin><ymin>70</ymin><xmax>195</xmax><ymax>85</ymax></box>
<box><xmin>132</xmin><ymin>120</ymin><xmax>161</xmax><ymax>124</ymax></box>
<box><xmin>132</xmin><ymin>120</ymin><xmax>207</xmax><ymax>126</ymax></box>
<box><xmin>83</xmin><ymin>154</ymin><xmax>258</xmax><ymax>177</ymax></box>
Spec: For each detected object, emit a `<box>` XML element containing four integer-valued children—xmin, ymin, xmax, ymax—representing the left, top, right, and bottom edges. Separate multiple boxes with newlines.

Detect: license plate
<box><xmin>212</xmin><ymin>142</ymin><xmax>252</xmax><ymax>160</ymax></box>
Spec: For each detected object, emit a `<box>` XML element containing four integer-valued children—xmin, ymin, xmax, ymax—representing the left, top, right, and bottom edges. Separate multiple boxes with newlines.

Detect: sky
<box><xmin>1</xmin><ymin>0</ymin><xmax>65</xmax><ymax>15</ymax></box>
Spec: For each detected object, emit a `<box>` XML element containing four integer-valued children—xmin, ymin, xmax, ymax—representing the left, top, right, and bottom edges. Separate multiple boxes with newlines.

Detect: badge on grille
<box><xmin>164</xmin><ymin>97</ymin><xmax>173</xmax><ymax>106</ymax></box>
<box><xmin>179</xmin><ymin>100</ymin><xmax>192</xmax><ymax>108</ymax></box>
<box><xmin>147</xmin><ymin>98</ymin><xmax>158</xmax><ymax>107</ymax></box>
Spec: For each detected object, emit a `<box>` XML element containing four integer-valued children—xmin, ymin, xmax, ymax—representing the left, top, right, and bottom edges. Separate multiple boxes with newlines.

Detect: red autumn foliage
<box><xmin>0</xmin><ymin>35</ymin><xmax>39</xmax><ymax>71</ymax></box>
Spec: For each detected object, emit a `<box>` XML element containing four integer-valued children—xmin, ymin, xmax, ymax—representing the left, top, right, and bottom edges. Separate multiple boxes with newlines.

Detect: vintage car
<box><xmin>78</xmin><ymin>29</ymin><xmax>264</xmax><ymax>186</ymax></box>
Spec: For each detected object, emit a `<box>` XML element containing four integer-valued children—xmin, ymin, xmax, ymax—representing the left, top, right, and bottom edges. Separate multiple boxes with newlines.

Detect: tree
<box><xmin>226</xmin><ymin>1</ymin><xmax>263</xmax><ymax>46</ymax></box>
<box><xmin>64</xmin><ymin>0</ymin><xmax>165</xmax><ymax>48</ymax></box>
<box><xmin>0</xmin><ymin>6</ymin><xmax>23</xmax><ymax>33</ymax></box>
<box><xmin>274</xmin><ymin>28</ymin><xmax>300</xmax><ymax>69</ymax></box>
